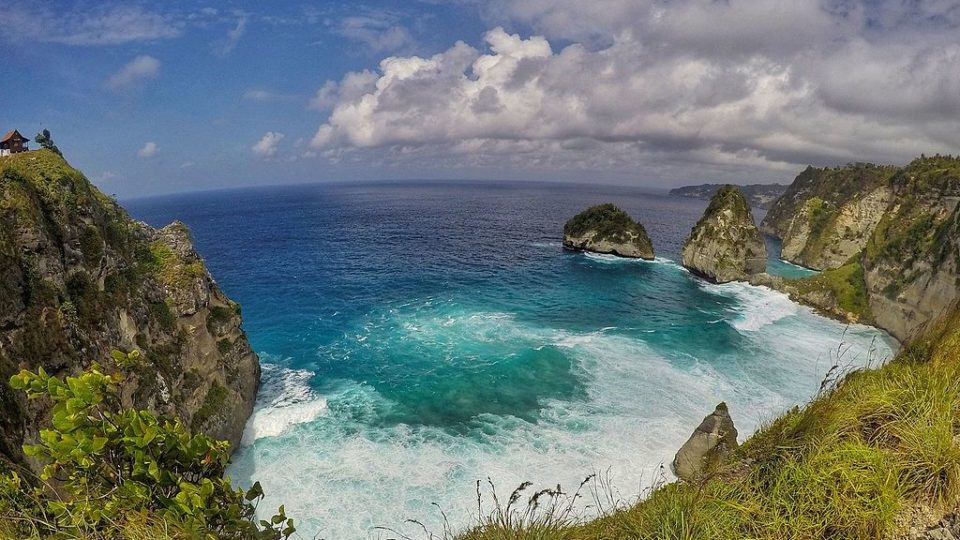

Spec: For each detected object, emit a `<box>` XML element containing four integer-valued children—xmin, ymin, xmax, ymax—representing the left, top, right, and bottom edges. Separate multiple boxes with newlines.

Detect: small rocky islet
<box><xmin>562</xmin><ymin>203</ymin><xmax>655</xmax><ymax>259</ymax></box>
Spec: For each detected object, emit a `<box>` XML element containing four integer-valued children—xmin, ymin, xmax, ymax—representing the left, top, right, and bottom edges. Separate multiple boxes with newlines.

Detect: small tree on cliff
<box><xmin>34</xmin><ymin>129</ymin><xmax>62</xmax><ymax>156</ymax></box>
<box><xmin>1</xmin><ymin>350</ymin><xmax>294</xmax><ymax>539</ymax></box>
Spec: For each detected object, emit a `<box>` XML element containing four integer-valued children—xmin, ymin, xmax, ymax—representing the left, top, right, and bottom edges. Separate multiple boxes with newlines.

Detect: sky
<box><xmin>1</xmin><ymin>1</ymin><xmax>958</xmax><ymax>198</ymax></box>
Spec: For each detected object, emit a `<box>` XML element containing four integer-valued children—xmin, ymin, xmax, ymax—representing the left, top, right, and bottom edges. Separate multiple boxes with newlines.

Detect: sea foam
<box><xmin>228</xmin><ymin>285</ymin><xmax>895</xmax><ymax>539</ymax></box>
<box><xmin>240</xmin><ymin>363</ymin><xmax>328</xmax><ymax>445</ymax></box>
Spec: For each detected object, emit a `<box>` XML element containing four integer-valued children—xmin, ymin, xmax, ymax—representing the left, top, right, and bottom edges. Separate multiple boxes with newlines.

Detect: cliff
<box><xmin>759</xmin><ymin>155</ymin><xmax>960</xmax><ymax>342</ymax></box>
<box><xmin>861</xmin><ymin>156</ymin><xmax>960</xmax><ymax>341</ymax></box>
<box><xmin>681</xmin><ymin>186</ymin><xmax>766</xmax><ymax>283</ymax></box>
<box><xmin>0</xmin><ymin>150</ymin><xmax>260</xmax><ymax>464</ymax></box>
<box><xmin>563</xmin><ymin>203</ymin><xmax>654</xmax><ymax>259</ymax></box>
<box><xmin>760</xmin><ymin>163</ymin><xmax>897</xmax><ymax>270</ymax></box>
<box><xmin>670</xmin><ymin>183</ymin><xmax>787</xmax><ymax>209</ymax></box>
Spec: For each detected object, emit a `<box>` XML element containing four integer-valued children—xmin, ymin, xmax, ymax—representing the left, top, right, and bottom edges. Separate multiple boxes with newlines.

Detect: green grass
<box><xmin>142</xmin><ymin>241</ymin><xmax>205</xmax><ymax>290</ymax></box>
<box><xmin>788</xmin><ymin>260</ymin><xmax>871</xmax><ymax>321</ymax></box>
<box><xmin>450</xmin><ymin>305</ymin><xmax>960</xmax><ymax>540</ymax></box>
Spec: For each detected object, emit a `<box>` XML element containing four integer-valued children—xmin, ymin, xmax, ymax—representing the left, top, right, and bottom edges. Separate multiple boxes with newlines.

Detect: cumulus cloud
<box><xmin>105</xmin><ymin>55</ymin><xmax>160</xmax><ymax>90</ymax></box>
<box><xmin>309</xmin><ymin>0</ymin><xmax>960</xmax><ymax>183</ymax></box>
<box><xmin>137</xmin><ymin>142</ymin><xmax>158</xmax><ymax>158</ymax></box>
<box><xmin>252</xmin><ymin>132</ymin><xmax>285</xmax><ymax>158</ymax></box>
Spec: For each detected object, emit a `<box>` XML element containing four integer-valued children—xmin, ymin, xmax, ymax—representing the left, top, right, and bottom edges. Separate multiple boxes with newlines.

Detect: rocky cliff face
<box><xmin>760</xmin><ymin>155</ymin><xmax>960</xmax><ymax>342</ymax></box>
<box><xmin>861</xmin><ymin>157</ymin><xmax>960</xmax><ymax>341</ymax></box>
<box><xmin>681</xmin><ymin>186</ymin><xmax>766</xmax><ymax>283</ymax></box>
<box><xmin>0</xmin><ymin>150</ymin><xmax>260</xmax><ymax>464</ymax></box>
<box><xmin>760</xmin><ymin>164</ymin><xmax>896</xmax><ymax>270</ymax></box>
<box><xmin>563</xmin><ymin>203</ymin><xmax>654</xmax><ymax>259</ymax></box>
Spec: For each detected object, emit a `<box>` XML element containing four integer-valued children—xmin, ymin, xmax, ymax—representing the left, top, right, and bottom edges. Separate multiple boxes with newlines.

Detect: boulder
<box><xmin>681</xmin><ymin>185</ymin><xmax>766</xmax><ymax>283</ymax></box>
<box><xmin>563</xmin><ymin>203</ymin><xmax>654</xmax><ymax>259</ymax></box>
<box><xmin>672</xmin><ymin>402</ymin><xmax>738</xmax><ymax>481</ymax></box>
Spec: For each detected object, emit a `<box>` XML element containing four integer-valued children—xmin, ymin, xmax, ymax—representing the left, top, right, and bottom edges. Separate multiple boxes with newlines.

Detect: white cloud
<box><xmin>307</xmin><ymin>2</ymin><xmax>960</xmax><ymax>182</ymax></box>
<box><xmin>0</xmin><ymin>4</ymin><xmax>181</xmax><ymax>46</ymax></box>
<box><xmin>252</xmin><ymin>132</ymin><xmax>285</xmax><ymax>158</ymax></box>
<box><xmin>137</xmin><ymin>142</ymin><xmax>158</xmax><ymax>158</ymax></box>
<box><xmin>106</xmin><ymin>55</ymin><xmax>160</xmax><ymax>90</ymax></box>
<box><xmin>333</xmin><ymin>13</ymin><xmax>416</xmax><ymax>54</ymax></box>
<box><xmin>214</xmin><ymin>14</ymin><xmax>247</xmax><ymax>56</ymax></box>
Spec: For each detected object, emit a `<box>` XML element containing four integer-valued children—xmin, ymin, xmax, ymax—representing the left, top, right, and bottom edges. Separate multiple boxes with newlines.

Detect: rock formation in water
<box><xmin>672</xmin><ymin>402</ymin><xmax>738</xmax><ymax>481</ymax></box>
<box><xmin>563</xmin><ymin>203</ymin><xmax>655</xmax><ymax>259</ymax></box>
<box><xmin>681</xmin><ymin>186</ymin><xmax>766</xmax><ymax>283</ymax></box>
<box><xmin>0</xmin><ymin>149</ymin><xmax>260</xmax><ymax>464</ymax></box>
<box><xmin>759</xmin><ymin>155</ymin><xmax>960</xmax><ymax>342</ymax></box>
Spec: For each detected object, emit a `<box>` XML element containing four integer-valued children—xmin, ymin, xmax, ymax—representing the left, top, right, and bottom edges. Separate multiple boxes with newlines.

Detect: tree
<box><xmin>34</xmin><ymin>129</ymin><xmax>62</xmax><ymax>156</ymax></box>
<box><xmin>1</xmin><ymin>350</ymin><xmax>294</xmax><ymax>539</ymax></box>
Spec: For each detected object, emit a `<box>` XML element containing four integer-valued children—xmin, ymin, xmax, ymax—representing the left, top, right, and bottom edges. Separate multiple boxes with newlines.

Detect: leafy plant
<box><xmin>2</xmin><ymin>351</ymin><xmax>295</xmax><ymax>539</ymax></box>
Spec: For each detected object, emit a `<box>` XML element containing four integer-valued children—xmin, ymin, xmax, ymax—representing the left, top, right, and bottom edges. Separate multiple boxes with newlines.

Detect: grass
<box><xmin>788</xmin><ymin>260</ymin><xmax>871</xmax><ymax>322</ymax></box>
<box><xmin>444</xmin><ymin>305</ymin><xmax>960</xmax><ymax>540</ymax></box>
<box><xmin>142</xmin><ymin>240</ymin><xmax>206</xmax><ymax>290</ymax></box>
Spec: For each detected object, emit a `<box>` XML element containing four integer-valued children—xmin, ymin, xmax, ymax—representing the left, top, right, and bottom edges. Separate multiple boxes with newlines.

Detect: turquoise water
<box><xmin>127</xmin><ymin>182</ymin><xmax>892</xmax><ymax>539</ymax></box>
<box><xmin>764</xmin><ymin>236</ymin><xmax>819</xmax><ymax>279</ymax></box>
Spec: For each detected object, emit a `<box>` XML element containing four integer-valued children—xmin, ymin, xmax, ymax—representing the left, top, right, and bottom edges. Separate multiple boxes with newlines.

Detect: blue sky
<box><xmin>2</xmin><ymin>1</ymin><xmax>958</xmax><ymax>197</ymax></box>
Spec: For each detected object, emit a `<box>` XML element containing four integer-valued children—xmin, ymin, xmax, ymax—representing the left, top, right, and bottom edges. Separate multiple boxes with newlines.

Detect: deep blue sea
<box><xmin>126</xmin><ymin>181</ymin><xmax>892</xmax><ymax>539</ymax></box>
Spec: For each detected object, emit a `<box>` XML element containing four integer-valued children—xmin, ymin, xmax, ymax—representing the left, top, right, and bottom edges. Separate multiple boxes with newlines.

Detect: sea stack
<box><xmin>563</xmin><ymin>203</ymin><xmax>655</xmax><ymax>260</ymax></box>
<box><xmin>681</xmin><ymin>185</ymin><xmax>766</xmax><ymax>283</ymax></box>
<box><xmin>672</xmin><ymin>402</ymin><xmax>739</xmax><ymax>481</ymax></box>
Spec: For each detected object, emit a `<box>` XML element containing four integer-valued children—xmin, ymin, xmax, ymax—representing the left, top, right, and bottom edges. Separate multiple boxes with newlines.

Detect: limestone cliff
<box><xmin>761</xmin><ymin>164</ymin><xmax>896</xmax><ymax>270</ymax></box>
<box><xmin>861</xmin><ymin>156</ymin><xmax>960</xmax><ymax>341</ymax></box>
<box><xmin>681</xmin><ymin>186</ymin><xmax>766</xmax><ymax>283</ymax></box>
<box><xmin>759</xmin><ymin>155</ymin><xmax>960</xmax><ymax>342</ymax></box>
<box><xmin>0</xmin><ymin>150</ymin><xmax>260</xmax><ymax>464</ymax></box>
<box><xmin>563</xmin><ymin>203</ymin><xmax>654</xmax><ymax>259</ymax></box>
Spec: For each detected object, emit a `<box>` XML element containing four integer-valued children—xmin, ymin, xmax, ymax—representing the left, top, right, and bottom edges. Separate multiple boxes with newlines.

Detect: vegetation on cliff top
<box><xmin>563</xmin><ymin>203</ymin><xmax>652</xmax><ymax>250</ymax></box>
<box><xmin>762</xmin><ymin>162</ymin><xmax>898</xmax><ymax>237</ymax></box>
<box><xmin>864</xmin><ymin>155</ymin><xmax>960</xmax><ymax>295</ymax></box>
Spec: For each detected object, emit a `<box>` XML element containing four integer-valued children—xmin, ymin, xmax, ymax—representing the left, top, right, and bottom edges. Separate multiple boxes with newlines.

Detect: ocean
<box><xmin>126</xmin><ymin>181</ymin><xmax>893</xmax><ymax>539</ymax></box>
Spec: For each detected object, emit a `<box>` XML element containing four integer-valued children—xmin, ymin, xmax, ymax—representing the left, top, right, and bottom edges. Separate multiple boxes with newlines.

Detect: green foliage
<box><xmin>789</xmin><ymin>260</ymin><xmax>871</xmax><ymax>321</ymax></box>
<box><xmin>191</xmin><ymin>382</ymin><xmax>229</xmax><ymax>432</ymax></box>
<box><xmin>142</xmin><ymin>241</ymin><xmax>206</xmax><ymax>290</ymax></box>
<box><xmin>1</xmin><ymin>353</ymin><xmax>295</xmax><ymax>539</ymax></box>
<box><xmin>563</xmin><ymin>203</ymin><xmax>653</xmax><ymax>252</ymax></box>
<box><xmin>34</xmin><ymin>129</ymin><xmax>62</xmax><ymax>156</ymax></box>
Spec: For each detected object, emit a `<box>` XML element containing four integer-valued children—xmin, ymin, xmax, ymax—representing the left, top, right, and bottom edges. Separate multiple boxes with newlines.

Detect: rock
<box><xmin>760</xmin><ymin>163</ymin><xmax>896</xmax><ymax>271</ymax></box>
<box><xmin>672</xmin><ymin>402</ymin><xmax>739</xmax><ymax>481</ymax></box>
<box><xmin>681</xmin><ymin>186</ymin><xmax>766</xmax><ymax>283</ymax></box>
<box><xmin>760</xmin><ymin>155</ymin><xmax>960</xmax><ymax>342</ymax></box>
<box><xmin>0</xmin><ymin>150</ymin><xmax>260</xmax><ymax>464</ymax></box>
<box><xmin>563</xmin><ymin>203</ymin><xmax>654</xmax><ymax>259</ymax></box>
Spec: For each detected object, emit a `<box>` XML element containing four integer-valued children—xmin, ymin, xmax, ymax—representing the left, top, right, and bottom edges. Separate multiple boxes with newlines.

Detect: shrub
<box><xmin>1</xmin><ymin>351</ymin><xmax>295</xmax><ymax>539</ymax></box>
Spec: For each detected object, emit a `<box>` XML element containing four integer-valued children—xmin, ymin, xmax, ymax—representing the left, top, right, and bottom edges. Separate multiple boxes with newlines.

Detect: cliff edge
<box><xmin>0</xmin><ymin>149</ymin><xmax>259</xmax><ymax>464</ymax></box>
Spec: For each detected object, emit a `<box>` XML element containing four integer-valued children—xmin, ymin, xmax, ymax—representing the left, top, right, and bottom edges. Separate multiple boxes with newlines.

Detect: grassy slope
<box><xmin>456</xmin><ymin>305</ymin><xmax>960</xmax><ymax>540</ymax></box>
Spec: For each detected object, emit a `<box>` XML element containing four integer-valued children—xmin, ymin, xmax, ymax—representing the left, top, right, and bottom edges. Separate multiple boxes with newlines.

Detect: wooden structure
<box><xmin>0</xmin><ymin>130</ymin><xmax>29</xmax><ymax>156</ymax></box>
